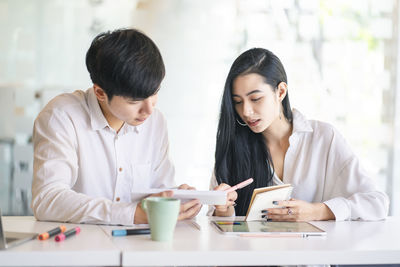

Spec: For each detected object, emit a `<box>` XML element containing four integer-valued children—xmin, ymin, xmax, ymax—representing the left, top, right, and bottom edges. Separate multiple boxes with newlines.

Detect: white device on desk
<box><xmin>131</xmin><ymin>189</ymin><xmax>227</xmax><ymax>205</ymax></box>
<box><xmin>212</xmin><ymin>220</ymin><xmax>326</xmax><ymax>237</ymax></box>
<box><xmin>0</xmin><ymin>210</ymin><xmax>37</xmax><ymax>250</ymax></box>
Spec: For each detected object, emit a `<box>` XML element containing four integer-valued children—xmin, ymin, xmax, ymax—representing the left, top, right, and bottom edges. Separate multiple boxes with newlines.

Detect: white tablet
<box><xmin>212</xmin><ymin>220</ymin><xmax>326</xmax><ymax>237</ymax></box>
<box><xmin>131</xmin><ymin>189</ymin><xmax>227</xmax><ymax>205</ymax></box>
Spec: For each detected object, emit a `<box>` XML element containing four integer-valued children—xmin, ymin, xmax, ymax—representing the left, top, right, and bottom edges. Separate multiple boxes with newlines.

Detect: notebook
<box><xmin>0</xmin><ymin>210</ymin><xmax>38</xmax><ymax>250</ymax></box>
<box><xmin>212</xmin><ymin>220</ymin><xmax>326</xmax><ymax>237</ymax></box>
<box><xmin>245</xmin><ymin>184</ymin><xmax>293</xmax><ymax>221</ymax></box>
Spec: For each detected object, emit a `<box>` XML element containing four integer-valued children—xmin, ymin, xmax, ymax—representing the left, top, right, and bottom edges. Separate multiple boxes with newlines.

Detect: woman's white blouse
<box><xmin>209</xmin><ymin>109</ymin><xmax>389</xmax><ymax>221</ymax></box>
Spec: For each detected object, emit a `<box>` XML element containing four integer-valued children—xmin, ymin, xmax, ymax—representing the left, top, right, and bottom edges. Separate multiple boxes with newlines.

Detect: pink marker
<box><xmin>225</xmin><ymin>178</ymin><xmax>254</xmax><ymax>193</ymax></box>
<box><xmin>54</xmin><ymin>227</ymin><xmax>81</xmax><ymax>242</ymax></box>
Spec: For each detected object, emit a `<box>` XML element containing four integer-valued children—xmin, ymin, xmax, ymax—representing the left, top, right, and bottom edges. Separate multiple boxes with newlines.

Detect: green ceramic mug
<box><xmin>141</xmin><ymin>197</ymin><xmax>180</xmax><ymax>241</ymax></box>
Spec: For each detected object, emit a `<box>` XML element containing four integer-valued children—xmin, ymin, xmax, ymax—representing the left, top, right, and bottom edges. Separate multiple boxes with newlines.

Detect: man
<box><xmin>31</xmin><ymin>29</ymin><xmax>201</xmax><ymax>225</ymax></box>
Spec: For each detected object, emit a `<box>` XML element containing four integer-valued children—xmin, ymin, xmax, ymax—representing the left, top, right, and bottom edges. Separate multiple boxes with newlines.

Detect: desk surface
<box><xmin>1</xmin><ymin>216</ymin><xmax>120</xmax><ymax>266</ymax></box>
<box><xmin>1</xmin><ymin>216</ymin><xmax>400</xmax><ymax>266</ymax></box>
<box><xmin>104</xmin><ymin>216</ymin><xmax>400</xmax><ymax>266</ymax></box>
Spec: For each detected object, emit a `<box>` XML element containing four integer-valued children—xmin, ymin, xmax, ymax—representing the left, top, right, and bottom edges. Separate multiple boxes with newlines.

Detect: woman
<box><xmin>210</xmin><ymin>48</ymin><xmax>389</xmax><ymax>221</ymax></box>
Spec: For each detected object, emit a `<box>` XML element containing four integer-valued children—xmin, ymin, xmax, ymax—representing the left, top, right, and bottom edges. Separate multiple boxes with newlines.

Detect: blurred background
<box><xmin>0</xmin><ymin>0</ymin><xmax>399</xmax><ymax>216</ymax></box>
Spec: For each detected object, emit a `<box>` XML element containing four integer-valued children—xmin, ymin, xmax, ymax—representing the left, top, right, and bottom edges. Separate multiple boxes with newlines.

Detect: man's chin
<box><xmin>127</xmin><ymin>120</ymin><xmax>145</xmax><ymax>126</ymax></box>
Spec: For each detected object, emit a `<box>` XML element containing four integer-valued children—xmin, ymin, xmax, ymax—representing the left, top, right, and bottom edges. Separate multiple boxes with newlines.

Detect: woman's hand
<box><xmin>213</xmin><ymin>183</ymin><xmax>238</xmax><ymax>217</ymax></box>
<box><xmin>264</xmin><ymin>198</ymin><xmax>335</xmax><ymax>221</ymax></box>
<box><xmin>177</xmin><ymin>184</ymin><xmax>202</xmax><ymax>220</ymax></box>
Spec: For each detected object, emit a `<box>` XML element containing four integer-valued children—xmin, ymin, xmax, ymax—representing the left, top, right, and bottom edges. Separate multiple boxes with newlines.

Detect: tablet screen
<box><xmin>212</xmin><ymin>221</ymin><xmax>326</xmax><ymax>235</ymax></box>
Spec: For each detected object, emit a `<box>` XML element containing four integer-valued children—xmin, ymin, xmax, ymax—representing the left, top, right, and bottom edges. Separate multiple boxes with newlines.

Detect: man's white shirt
<box><xmin>209</xmin><ymin>109</ymin><xmax>389</xmax><ymax>220</ymax></box>
<box><xmin>32</xmin><ymin>88</ymin><xmax>175</xmax><ymax>225</ymax></box>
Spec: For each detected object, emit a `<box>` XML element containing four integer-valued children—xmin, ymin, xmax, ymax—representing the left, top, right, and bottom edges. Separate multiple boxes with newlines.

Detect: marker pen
<box><xmin>54</xmin><ymin>227</ymin><xmax>81</xmax><ymax>242</ymax></box>
<box><xmin>38</xmin><ymin>225</ymin><xmax>67</xmax><ymax>240</ymax></box>
<box><xmin>225</xmin><ymin>178</ymin><xmax>254</xmax><ymax>193</ymax></box>
<box><xmin>112</xmin><ymin>228</ymin><xmax>151</xmax><ymax>236</ymax></box>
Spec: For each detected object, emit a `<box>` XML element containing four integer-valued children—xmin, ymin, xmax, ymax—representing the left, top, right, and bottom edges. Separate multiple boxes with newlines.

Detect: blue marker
<box><xmin>112</xmin><ymin>228</ymin><xmax>150</xmax><ymax>236</ymax></box>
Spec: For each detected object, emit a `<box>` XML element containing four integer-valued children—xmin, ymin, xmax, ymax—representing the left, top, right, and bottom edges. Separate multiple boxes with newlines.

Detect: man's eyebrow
<box><xmin>232</xmin><ymin>89</ymin><xmax>263</xmax><ymax>97</ymax></box>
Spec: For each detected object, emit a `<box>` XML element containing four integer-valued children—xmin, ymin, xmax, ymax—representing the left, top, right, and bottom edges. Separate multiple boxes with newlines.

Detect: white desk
<box><xmin>0</xmin><ymin>216</ymin><xmax>120</xmax><ymax>266</ymax></box>
<box><xmin>104</xmin><ymin>216</ymin><xmax>400</xmax><ymax>266</ymax></box>
<box><xmin>2</xmin><ymin>216</ymin><xmax>400</xmax><ymax>266</ymax></box>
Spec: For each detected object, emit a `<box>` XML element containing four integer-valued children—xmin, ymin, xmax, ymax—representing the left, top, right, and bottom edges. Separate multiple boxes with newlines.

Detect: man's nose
<box><xmin>141</xmin><ymin>98</ymin><xmax>153</xmax><ymax>115</ymax></box>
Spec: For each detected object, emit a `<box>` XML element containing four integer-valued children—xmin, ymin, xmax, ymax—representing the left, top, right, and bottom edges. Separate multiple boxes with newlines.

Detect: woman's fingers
<box><xmin>212</xmin><ymin>183</ymin><xmax>237</xmax><ymax>211</ymax></box>
<box><xmin>273</xmin><ymin>199</ymin><xmax>298</xmax><ymax>207</ymax></box>
<box><xmin>266</xmin><ymin>207</ymin><xmax>296</xmax><ymax>215</ymax></box>
<box><xmin>213</xmin><ymin>183</ymin><xmax>231</xmax><ymax>191</ymax></box>
<box><xmin>227</xmin><ymin>191</ymin><xmax>238</xmax><ymax>202</ymax></box>
<box><xmin>263</xmin><ymin>199</ymin><xmax>319</xmax><ymax>222</ymax></box>
<box><xmin>227</xmin><ymin>200</ymin><xmax>236</xmax><ymax>207</ymax></box>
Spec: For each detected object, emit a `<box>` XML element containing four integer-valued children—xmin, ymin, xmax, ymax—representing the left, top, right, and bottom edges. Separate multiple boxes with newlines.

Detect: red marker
<box><xmin>225</xmin><ymin>178</ymin><xmax>254</xmax><ymax>193</ymax></box>
<box><xmin>55</xmin><ymin>227</ymin><xmax>81</xmax><ymax>242</ymax></box>
<box><xmin>38</xmin><ymin>225</ymin><xmax>66</xmax><ymax>240</ymax></box>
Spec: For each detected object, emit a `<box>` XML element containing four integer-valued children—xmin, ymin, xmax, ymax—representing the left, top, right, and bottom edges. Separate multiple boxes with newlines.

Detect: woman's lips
<box><xmin>247</xmin><ymin>119</ymin><xmax>260</xmax><ymax>127</ymax></box>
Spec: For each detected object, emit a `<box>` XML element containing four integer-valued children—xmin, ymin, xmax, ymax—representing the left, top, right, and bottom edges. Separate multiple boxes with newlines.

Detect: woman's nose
<box><xmin>242</xmin><ymin>102</ymin><xmax>254</xmax><ymax>117</ymax></box>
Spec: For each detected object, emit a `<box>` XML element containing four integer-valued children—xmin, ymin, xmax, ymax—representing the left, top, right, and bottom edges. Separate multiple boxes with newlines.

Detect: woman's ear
<box><xmin>93</xmin><ymin>84</ymin><xmax>108</xmax><ymax>102</ymax></box>
<box><xmin>277</xmin><ymin>82</ymin><xmax>288</xmax><ymax>102</ymax></box>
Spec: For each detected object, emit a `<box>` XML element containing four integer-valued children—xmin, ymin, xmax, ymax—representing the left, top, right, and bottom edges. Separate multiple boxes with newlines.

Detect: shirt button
<box><xmin>116</xmin><ymin>197</ymin><xmax>120</xmax><ymax>202</ymax></box>
<box><xmin>119</xmin><ymin>167</ymin><xmax>123</xmax><ymax>172</ymax></box>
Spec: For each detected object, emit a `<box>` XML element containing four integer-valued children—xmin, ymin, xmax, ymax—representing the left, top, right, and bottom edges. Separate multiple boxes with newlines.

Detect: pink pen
<box><xmin>225</xmin><ymin>178</ymin><xmax>254</xmax><ymax>193</ymax></box>
<box><xmin>54</xmin><ymin>227</ymin><xmax>81</xmax><ymax>242</ymax></box>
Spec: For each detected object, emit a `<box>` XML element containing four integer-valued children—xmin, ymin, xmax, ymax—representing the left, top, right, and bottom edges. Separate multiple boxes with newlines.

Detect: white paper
<box><xmin>246</xmin><ymin>186</ymin><xmax>293</xmax><ymax>221</ymax></box>
<box><xmin>131</xmin><ymin>189</ymin><xmax>227</xmax><ymax>205</ymax></box>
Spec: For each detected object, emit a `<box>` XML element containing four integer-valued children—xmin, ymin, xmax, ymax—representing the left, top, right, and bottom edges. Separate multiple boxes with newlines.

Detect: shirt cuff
<box><xmin>323</xmin><ymin>197</ymin><xmax>351</xmax><ymax>221</ymax></box>
<box><xmin>110</xmin><ymin>202</ymin><xmax>137</xmax><ymax>225</ymax></box>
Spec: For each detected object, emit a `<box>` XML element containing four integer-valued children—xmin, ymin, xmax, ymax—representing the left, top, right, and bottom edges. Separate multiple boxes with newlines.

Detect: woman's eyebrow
<box><xmin>232</xmin><ymin>89</ymin><xmax>263</xmax><ymax>97</ymax></box>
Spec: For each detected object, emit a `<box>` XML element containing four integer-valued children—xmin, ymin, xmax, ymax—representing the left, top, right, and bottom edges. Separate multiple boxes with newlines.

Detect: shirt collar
<box><xmin>120</xmin><ymin>123</ymin><xmax>141</xmax><ymax>134</ymax></box>
<box><xmin>88</xmin><ymin>87</ymin><xmax>109</xmax><ymax>131</ymax></box>
<box><xmin>129</xmin><ymin>116</ymin><xmax>149</xmax><ymax>134</ymax></box>
<box><xmin>291</xmin><ymin>108</ymin><xmax>313</xmax><ymax>134</ymax></box>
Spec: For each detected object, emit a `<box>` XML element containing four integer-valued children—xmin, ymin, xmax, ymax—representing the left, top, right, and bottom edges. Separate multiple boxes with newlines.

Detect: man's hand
<box><xmin>177</xmin><ymin>184</ymin><xmax>202</xmax><ymax>220</ymax></box>
<box><xmin>133</xmin><ymin>190</ymin><xmax>174</xmax><ymax>224</ymax></box>
<box><xmin>213</xmin><ymin>183</ymin><xmax>238</xmax><ymax>217</ymax></box>
<box><xmin>263</xmin><ymin>198</ymin><xmax>335</xmax><ymax>221</ymax></box>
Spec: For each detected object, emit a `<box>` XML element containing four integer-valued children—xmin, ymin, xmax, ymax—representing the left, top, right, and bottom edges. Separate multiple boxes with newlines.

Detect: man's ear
<box><xmin>93</xmin><ymin>84</ymin><xmax>107</xmax><ymax>102</ymax></box>
<box><xmin>277</xmin><ymin>82</ymin><xmax>288</xmax><ymax>102</ymax></box>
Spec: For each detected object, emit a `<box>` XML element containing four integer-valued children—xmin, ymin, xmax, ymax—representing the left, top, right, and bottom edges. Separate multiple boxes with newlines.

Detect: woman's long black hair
<box><xmin>215</xmin><ymin>48</ymin><xmax>293</xmax><ymax>216</ymax></box>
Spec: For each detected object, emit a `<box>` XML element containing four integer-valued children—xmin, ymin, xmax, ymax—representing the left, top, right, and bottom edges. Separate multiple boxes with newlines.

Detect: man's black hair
<box><xmin>86</xmin><ymin>28</ymin><xmax>165</xmax><ymax>100</ymax></box>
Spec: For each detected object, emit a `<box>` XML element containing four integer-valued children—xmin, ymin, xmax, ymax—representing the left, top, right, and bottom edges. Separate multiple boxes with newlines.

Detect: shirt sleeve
<box><xmin>31</xmin><ymin>109</ymin><xmax>136</xmax><ymax>225</ymax></box>
<box><xmin>322</xmin><ymin>128</ymin><xmax>389</xmax><ymax>221</ymax></box>
<box><xmin>149</xmin><ymin>110</ymin><xmax>176</xmax><ymax>189</ymax></box>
